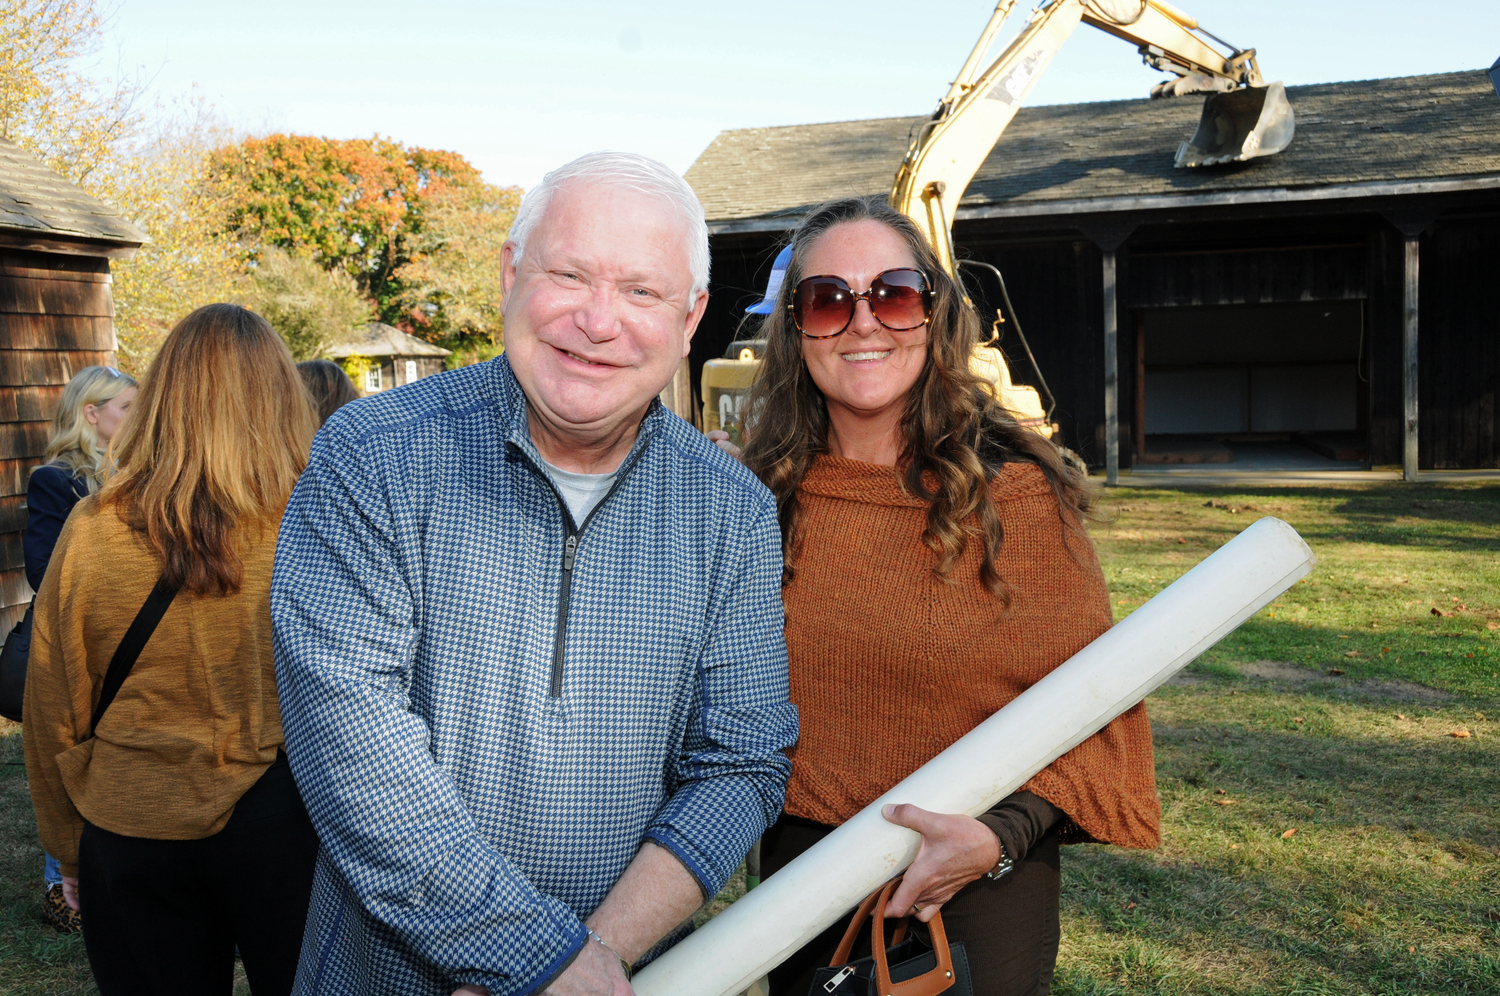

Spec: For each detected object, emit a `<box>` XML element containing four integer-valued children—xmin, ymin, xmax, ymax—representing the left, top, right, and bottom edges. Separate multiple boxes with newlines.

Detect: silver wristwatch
<box><xmin>986</xmin><ymin>842</ymin><xmax>1015</xmax><ymax>880</ymax></box>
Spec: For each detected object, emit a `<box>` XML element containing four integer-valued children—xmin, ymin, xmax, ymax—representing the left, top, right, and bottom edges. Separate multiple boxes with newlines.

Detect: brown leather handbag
<box><xmin>810</xmin><ymin>878</ymin><xmax>973</xmax><ymax>996</ymax></box>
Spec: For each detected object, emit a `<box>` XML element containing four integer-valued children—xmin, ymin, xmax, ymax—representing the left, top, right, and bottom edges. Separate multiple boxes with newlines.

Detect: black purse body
<box><xmin>810</xmin><ymin>878</ymin><xmax>973</xmax><ymax>996</ymax></box>
<box><xmin>0</xmin><ymin>603</ymin><xmax>33</xmax><ymax>723</ymax></box>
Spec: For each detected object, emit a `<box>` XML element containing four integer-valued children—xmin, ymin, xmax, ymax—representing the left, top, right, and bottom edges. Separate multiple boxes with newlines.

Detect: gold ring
<box><xmin>912</xmin><ymin>903</ymin><xmax>924</xmax><ymax>913</ymax></box>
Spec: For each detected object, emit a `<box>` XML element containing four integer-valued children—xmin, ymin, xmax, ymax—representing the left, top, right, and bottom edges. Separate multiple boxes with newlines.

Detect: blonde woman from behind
<box><xmin>22</xmin><ymin>364</ymin><xmax>138</xmax><ymax>933</ymax></box>
<box><xmin>23</xmin><ymin>305</ymin><xmax>318</xmax><ymax>996</ymax></box>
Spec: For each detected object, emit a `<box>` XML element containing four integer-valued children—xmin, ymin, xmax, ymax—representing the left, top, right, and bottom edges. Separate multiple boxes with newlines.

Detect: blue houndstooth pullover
<box><xmin>271</xmin><ymin>356</ymin><xmax>797</xmax><ymax>996</ymax></box>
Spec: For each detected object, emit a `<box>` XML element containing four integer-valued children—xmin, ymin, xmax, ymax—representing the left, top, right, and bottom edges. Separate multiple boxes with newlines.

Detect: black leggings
<box><xmin>78</xmin><ymin>755</ymin><xmax>318</xmax><ymax>996</ymax></box>
<box><xmin>761</xmin><ymin>814</ymin><xmax>1061</xmax><ymax>996</ymax></box>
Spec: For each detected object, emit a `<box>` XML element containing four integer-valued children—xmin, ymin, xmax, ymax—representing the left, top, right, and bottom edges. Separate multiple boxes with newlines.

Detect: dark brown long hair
<box><xmin>101</xmin><ymin>304</ymin><xmax>317</xmax><ymax>595</ymax></box>
<box><xmin>740</xmin><ymin>196</ymin><xmax>1093</xmax><ymax>602</ymax></box>
<box><xmin>297</xmin><ymin>358</ymin><xmax>359</xmax><ymax>426</ymax></box>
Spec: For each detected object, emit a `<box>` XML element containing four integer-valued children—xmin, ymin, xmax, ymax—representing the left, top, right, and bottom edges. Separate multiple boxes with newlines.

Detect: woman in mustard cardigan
<box><xmin>717</xmin><ymin>197</ymin><xmax>1161</xmax><ymax>996</ymax></box>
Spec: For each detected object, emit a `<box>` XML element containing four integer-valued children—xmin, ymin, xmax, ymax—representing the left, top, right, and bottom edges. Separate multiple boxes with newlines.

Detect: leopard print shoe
<box><xmin>42</xmin><ymin>883</ymin><xmax>81</xmax><ymax>934</ymax></box>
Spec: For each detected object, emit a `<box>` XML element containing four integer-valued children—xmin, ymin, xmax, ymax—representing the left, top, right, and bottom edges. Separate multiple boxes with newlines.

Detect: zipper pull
<box><xmin>824</xmin><ymin>966</ymin><xmax>855</xmax><ymax>992</ymax></box>
<box><xmin>563</xmin><ymin>534</ymin><xmax>579</xmax><ymax>572</ymax></box>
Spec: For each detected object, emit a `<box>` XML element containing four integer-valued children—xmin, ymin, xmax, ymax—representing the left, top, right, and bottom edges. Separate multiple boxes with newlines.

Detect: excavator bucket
<box><xmin>1175</xmin><ymin>82</ymin><xmax>1295</xmax><ymax>167</ymax></box>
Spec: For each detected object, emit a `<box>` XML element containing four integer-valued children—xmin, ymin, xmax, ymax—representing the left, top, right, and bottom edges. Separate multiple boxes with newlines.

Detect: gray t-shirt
<box><xmin>540</xmin><ymin>457</ymin><xmax>617</xmax><ymax>525</ymax></box>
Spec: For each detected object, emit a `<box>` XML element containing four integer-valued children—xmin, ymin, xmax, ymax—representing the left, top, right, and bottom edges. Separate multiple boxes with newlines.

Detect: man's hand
<box><xmin>705</xmin><ymin>430</ymin><xmax>743</xmax><ymax>462</ymax></box>
<box><xmin>450</xmin><ymin>939</ymin><xmax>631</xmax><ymax>996</ymax></box>
<box><xmin>881</xmin><ymin>804</ymin><xmax>1001</xmax><ymax>923</ymax></box>
<box><xmin>543</xmin><ymin>938</ymin><xmax>632</xmax><ymax>996</ymax></box>
<box><xmin>61</xmin><ymin>875</ymin><xmax>79</xmax><ymax>912</ymax></box>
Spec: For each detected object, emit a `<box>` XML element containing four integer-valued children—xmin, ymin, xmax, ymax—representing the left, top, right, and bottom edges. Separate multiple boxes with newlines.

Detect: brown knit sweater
<box><xmin>781</xmin><ymin>455</ymin><xmax>1160</xmax><ymax>850</ymax></box>
<box><xmin>23</xmin><ymin>498</ymin><xmax>284</xmax><ymax>877</ymax></box>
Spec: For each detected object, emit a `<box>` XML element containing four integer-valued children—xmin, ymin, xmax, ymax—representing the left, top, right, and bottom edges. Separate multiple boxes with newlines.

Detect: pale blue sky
<box><xmin>107</xmin><ymin>1</ymin><xmax>1500</xmax><ymax>189</ymax></box>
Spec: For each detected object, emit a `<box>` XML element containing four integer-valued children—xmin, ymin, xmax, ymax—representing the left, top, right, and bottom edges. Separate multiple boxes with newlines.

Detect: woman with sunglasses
<box><xmin>720</xmin><ymin>197</ymin><xmax>1160</xmax><ymax>996</ymax></box>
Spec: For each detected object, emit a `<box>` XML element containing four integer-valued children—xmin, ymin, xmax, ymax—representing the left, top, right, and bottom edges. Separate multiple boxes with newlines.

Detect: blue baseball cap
<box><xmin>745</xmin><ymin>244</ymin><xmax>794</xmax><ymax>315</ymax></box>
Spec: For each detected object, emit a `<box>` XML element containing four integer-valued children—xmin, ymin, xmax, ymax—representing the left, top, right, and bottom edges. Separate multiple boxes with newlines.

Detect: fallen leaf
<box><xmin>1215</xmin><ymin>788</ymin><xmax>1227</xmax><ymax>795</ymax></box>
<box><xmin>1343</xmin><ymin>650</ymin><xmax>1361</xmax><ymax>658</ymax></box>
<box><xmin>1395</xmin><ymin>713</ymin><xmax>1407</xmax><ymax>720</ymax></box>
<box><xmin>1382</xmin><ymin>646</ymin><xmax>1391</xmax><ymax>652</ymax></box>
<box><xmin>1281</xmin><ymin>828</ymin><xmax>1297</xmax><ymax>839</ymax></box>
<box><xmin>1294</xmin><ymin>717</ymin><xmax>1305</xmax><ymax>724</ymax></box>
<box><xmin>1230</xmin><ymin>843</ymin><xmax>1239</xmax><ymax>850</ymax></box>
<box><xmin>1451</xmin><ymin>596</ymin><xmax>1461</xmax><ymax>603</ymax></box>
<box><xmin>1328</xmin><ymin>668</ymin><xmax>1346</xmax><ymax>675</ymax></box>
<box><xmin>1215</xmin><ymin>799</ymin><xmax>1237</xmax><ymax>806</ymax></box>
<box><xmin>1487</xmin><ymin>622</ymin><xmax>1499</xmax><ymax>631</ymax></box>
<box><xmin>1177</xmin><ymin>537</ymin><xmax>1187</xmax><ymax>544</ymax></box>
<box><xmin>1485</xmin><ymin>911</ymin><xmax>1500</xmax><ymax>923</ymax></box>
<box><xmin>1409</xmin><ymin>946</ymin><xmax>1416</xmax><ymax>954</ymax></box>
<box><xmin>1432</xmin><ymin>607</ymin><xmax>1453</xmax><ymax>617</ymax></box>
<box><xmin>1339</xmin><ymin>634</ymin><xmax>1350</xmax><ymax>639</ymax></box>
<box><xmin>1125</xmin><ymin>902</ymin><xmax>1136</xmax><ymax>910</ymax></box>
<box><xmin>1449</xmin><ymin>729</ymin><xmax>1472</xmax><ymax>738</ymax></box>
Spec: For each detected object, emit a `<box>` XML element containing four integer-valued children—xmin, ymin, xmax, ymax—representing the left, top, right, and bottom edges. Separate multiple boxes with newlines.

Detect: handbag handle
<box><xmin>827</xmin><ymin>877</ymin><xmax>956</xmax><ymax>996</ymax></box>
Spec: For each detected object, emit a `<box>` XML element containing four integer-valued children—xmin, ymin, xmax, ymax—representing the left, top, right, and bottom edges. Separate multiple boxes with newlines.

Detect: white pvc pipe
<box><xmin>634</xmin><ymin>517</ymin><xmax>1315</xmax><ymax>996</ymax></box>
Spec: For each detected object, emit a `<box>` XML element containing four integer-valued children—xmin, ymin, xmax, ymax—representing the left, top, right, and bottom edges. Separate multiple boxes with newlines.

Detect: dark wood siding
<box><xmin>1422</xmin><ymin>216</ymin><xmax>1500</xmax><ymax>468</ymax></box>
<box><xmin>0</xmin><ymin>249</ymin><xmax>115</xmax><ymax>630</ymax></box>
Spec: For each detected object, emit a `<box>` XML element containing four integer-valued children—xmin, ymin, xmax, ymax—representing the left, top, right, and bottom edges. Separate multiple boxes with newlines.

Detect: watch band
<box><xmin>986</xmin><ymin>841</ymin><xmax>1015</xmax><ymax>880</ymax></box>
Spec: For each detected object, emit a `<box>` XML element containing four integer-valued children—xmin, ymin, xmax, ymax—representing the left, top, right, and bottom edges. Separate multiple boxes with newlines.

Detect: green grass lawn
<box><xmin>0</xmin><ymin>482</ymin><xmax>1494</xmax><ymax>995</ymax></box>
<box><xmin>1057</xmin><ymin>482</ymin><xmax>1499</xmax><ymax>996</ymax></box>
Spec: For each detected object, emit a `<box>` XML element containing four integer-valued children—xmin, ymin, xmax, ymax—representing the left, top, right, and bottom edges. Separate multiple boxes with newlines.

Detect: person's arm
<box><xmin>272</xmin><ymin>423</ymin><xmax>586</xmax><ymax>996</ymax></box>
<box><xmin>23</xmin><ymin>467</ymin><xmax>82</xmax><ymax>592</ymax></box>
<box><xmin>638</xmin><ymin>499</ymin><xmax>798</xmax><ymax>915</ymax></box>
<box><xmin>21</xmin><ymin>515</ymin><xmax>88</xmax><ymax>879</ymax></box>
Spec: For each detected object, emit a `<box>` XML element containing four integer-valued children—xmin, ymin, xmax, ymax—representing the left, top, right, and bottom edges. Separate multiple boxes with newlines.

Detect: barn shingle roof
<box><xmin>0</xmin><ymin>136</ymin><xmax>147</xmax><ymax>248</ymax></box>
<box><xmin>686</xmin><ymin>70</ymin><xmax>1500</xmax><ymax>231</ymax></box>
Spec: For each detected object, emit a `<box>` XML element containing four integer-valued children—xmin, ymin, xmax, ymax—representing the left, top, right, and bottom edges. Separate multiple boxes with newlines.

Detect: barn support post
<box><xmin>1383</xmin><ymin>207</ymin><xmax>1437</xmax><ymax>482</ymax></box>
<box><xmin>1102</xmin><ymin>250</ymin><xmax>1119</xmax><ymax>486</ymax></box>
<box><xmin>1402</xmin><ymin>235</ymin><xmax>1419</xmax><ymax>482</ymax></box>
<box><xmin>1080</xmin><ymin>220</ymin><xmax>1136</xmax><ymax>486</ymax></box>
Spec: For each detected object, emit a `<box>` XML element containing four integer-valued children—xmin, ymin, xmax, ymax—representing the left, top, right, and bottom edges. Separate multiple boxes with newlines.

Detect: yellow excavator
<box><xmin>704</xmin><ymin>0</ymin><xmax>1294</xmax><ymax>442</ymax></box>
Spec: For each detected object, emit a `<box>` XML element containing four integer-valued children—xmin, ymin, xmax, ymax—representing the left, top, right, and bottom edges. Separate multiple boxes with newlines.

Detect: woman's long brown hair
<box><xmin>101</xmin><ymin>304</ymin><xmax>317</xmax><ymax>595</ymax></box>
<box><xmin>740</xmin><ymin>196</ymin><xmax>1093</xmax><ymax>602</ymax></box>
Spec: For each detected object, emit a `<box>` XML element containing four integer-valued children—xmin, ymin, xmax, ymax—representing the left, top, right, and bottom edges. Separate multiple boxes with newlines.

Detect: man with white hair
<box><xmin>272</xmin><ymin>152</ymin><xmax>798</xmax><ymax>996</ymax></box>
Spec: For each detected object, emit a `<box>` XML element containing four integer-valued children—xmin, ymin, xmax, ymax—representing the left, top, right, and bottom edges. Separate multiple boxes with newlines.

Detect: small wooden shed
<box><xmin>325</xmin><ymin>322</ymin><xmax>451</xmax><ymax>394</ymax></box>
<box><xmin>0</xmin><ymin>138</ymin><xmax>145</xmax><ymax>630</ymax></box>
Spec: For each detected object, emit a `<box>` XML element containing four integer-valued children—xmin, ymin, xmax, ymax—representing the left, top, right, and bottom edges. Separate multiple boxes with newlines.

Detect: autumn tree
<box><xmin>392</xmin><ymin>178</ymin><xmax>520</xmax><ymax>365</ymax></box>
<box><xmin>0</xmin><ymin>0</ymin><xmax>143</xmax><ymax>183</ymax></box>
<box><xmin>240</xmin><ymin>248</ymin><xmax>375</xmax><ymax>361</ymax></box>
<box><xmin>207</xmin><ymin>135</ymin><xmax>483</xmax><ymax>321</ymax></box>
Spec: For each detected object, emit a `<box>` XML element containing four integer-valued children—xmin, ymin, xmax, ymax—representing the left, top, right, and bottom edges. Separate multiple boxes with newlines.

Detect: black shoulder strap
<box><xmin>90</xmin><ymin>577</ymin><xmax>181</xmax><ymax>737</ymax></box>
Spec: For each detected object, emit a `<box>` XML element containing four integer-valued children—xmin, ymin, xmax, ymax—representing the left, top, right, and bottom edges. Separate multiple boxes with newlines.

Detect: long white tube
<box><xmin>634</xmin><ymin>517</ymin><xmax>1315</xmax><ymax>996</ymax></box>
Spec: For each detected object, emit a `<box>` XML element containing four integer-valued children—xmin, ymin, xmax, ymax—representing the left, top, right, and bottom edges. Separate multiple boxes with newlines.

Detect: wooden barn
<box><xmin>685</xmin><ymin>68</ymin><xmax>1500</xmax><ymax>479</ymax></box>
<box><xmin>0</xmin><ymin>138</ymin><xmax>145</xmax><ymax>630</ymax></box>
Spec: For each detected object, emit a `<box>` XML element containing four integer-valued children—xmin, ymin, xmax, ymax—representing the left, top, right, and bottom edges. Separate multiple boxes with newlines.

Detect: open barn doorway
<box><xmin>1135</xmin><ymin>301</ymin><xmax>1368</xmax><ymax>469</ymax></box>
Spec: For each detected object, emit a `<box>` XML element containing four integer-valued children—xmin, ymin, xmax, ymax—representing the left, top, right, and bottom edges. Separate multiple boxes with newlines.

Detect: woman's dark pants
<box><xmin>762</xmin><ymin>815</ymin><xmax>1061</xmax><ymax>996</ymax></box>
<box><xmin>77</xmin><ymin>756</ymin><xmax>318</xmax><ymax>996</ymax></box>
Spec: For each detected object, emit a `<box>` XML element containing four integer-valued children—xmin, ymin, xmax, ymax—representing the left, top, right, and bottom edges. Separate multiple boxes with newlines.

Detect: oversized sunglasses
<box><xmin>789</xmin><ymin>268</ymin><xmax>933</xmax><ymax>339</ymax></box>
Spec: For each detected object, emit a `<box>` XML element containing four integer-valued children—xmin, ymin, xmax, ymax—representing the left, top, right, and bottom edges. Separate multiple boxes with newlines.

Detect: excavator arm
<box><xmin>892</xmin><ymin>0</ymin><xmax>1294</xmax><ymax>273</ymax></box>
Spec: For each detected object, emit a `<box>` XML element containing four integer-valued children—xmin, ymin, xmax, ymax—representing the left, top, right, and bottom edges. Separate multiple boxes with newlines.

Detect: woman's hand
<box><xmin>61</xmin><ymin>875</ymin><xmax>80</xmax><ymax>912</ymax></box>
<box><xmin>880</xmin><ymin>804</ymin><xmax>1001</xmax><ymax>923</ymax></box>
<box><xmin>705</xmin><ymin>430</ymin><xmax>743</xmax><ymax>462</ymax></box>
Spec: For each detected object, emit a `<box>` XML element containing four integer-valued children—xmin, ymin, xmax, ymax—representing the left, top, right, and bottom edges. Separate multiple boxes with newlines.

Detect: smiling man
<box><xmin>270</xmin><ymin>152</ymin><xmax>798</xmax><ymax>996</ymax></box>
